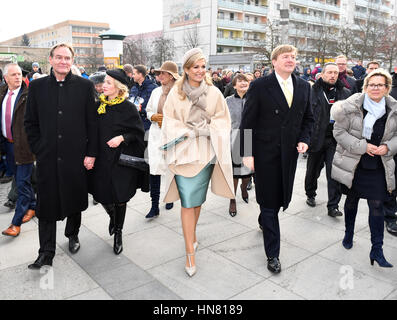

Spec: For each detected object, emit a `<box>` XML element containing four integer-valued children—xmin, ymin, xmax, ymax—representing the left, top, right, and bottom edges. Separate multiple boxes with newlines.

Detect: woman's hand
<box><xmin>373</xmin><ymin>144</ymin><xmax>389</xmax><ymax>156</ymax></box>
<box><xmin>107</xmin><ymin>135</ymin><xmax>124</xmax><ymax>148</ymax></box>
<box><xmin>366</xmin><ymin>143</ymin><xmax>378</xmax><ymax>157</ymax></box>
<box><xmin>151</xmin><ymin>113</ymin><xmax>163</xmax><ymax>128</ymax></box>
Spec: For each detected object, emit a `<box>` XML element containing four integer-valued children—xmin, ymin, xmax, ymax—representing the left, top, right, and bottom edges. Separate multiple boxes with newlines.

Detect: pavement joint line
<box><xmin>57</xmin><ymin>224</ymin><xmax>180</xmax><ymax>300</ymax></box>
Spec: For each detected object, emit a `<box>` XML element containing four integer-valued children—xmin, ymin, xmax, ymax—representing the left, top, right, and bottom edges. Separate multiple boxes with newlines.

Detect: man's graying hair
<box><xmin>3</xmin><ymin>63</ymin><xmax>21</xmax><ymax>76</ymax></box>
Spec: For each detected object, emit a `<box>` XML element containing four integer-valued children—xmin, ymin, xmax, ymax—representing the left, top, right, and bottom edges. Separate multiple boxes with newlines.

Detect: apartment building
<box><xmin>0</xmin><ymin>20</ymin><xmax>110</xmax><ymax>71</ymax></box>
<box><xmin>163</xmin><ymin>0</ymin><xmax>396</xmax><ymax>70</ymax></box>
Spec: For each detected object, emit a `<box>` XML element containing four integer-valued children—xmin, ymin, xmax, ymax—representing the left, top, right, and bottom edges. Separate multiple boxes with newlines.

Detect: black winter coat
<box><xmin>89</xmin><ymin>99</ymin><xmax>149</xmax><ymax>204</ymax></box>
<box><xmin>309</xmin><ymin>79</ymin><xmax>352</xmax><ymax>152</ymax></box>
<box><xmin>391</xmin><ymin>73</ymin><xmax>397</xmax><ymax>100</ymax></box>
<box><xmin>24</xmin><ymin>71</ymin><xmax>98</xmax><ymax>221</ymax></box>
<box><xmin>239</xmin><ymin>72</ymin><xmax>314</xmax><ymax>210</ymax></box>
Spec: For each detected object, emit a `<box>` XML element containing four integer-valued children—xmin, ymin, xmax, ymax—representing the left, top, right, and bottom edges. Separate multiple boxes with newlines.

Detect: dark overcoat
<box><xmin>239</xmin><ymin>72</ymin><xmax>314</xmax><ymax>210</ymax></box>
<box><xmin>88</xmin><ymin>99</ymin><xmax>149</xmax><ymax>204</ymax></box>
<box><xmin>309</xmin><ymin>79</ymin><xmax>351</xmax><ymax>152</ymax></box>
<box><xmin>0</xmin><ymin>81</ymin><xmax>34</xmax><ymax>164</ymax></box>
<box><xmin>24</xmin><ymin>71</ymin><xmax>98</xmax><ymax>221</ymax></box>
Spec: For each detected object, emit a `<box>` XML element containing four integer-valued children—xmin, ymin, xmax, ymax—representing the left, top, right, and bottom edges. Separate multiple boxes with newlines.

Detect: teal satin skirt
<box><xmin>175</xmin><ymin>161</ymin><xmax>215</xmax><ymax>208</ymax></box>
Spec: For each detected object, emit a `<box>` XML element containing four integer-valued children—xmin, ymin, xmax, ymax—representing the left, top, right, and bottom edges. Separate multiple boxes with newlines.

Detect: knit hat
<box><xmin>106</xmin><ymin>69</ymin><xmax>129</xmax><ymax>86</ymax></box>
<box><xmin>98</xmin><ymin>65</ymin><xmax>107</xmax><ymax>72</ymax></box>
<box><xmin>154</xmin><ymin>61</ymin><xmax>180</xmax><ymax>80</ymax></box>
<box><xmin>182</xmin><ymin>47</ymin><xmax>205</xmax><ymax>68</ymax></box>
<box><xmin>89</xmin><ymin>72</ymin><xmax>106</xmax><ymax>85</ymax></box>
<box><xmin>32</xmin><ymin>62</ymin><xmax>39</xmax><ymax>68</ymax></box>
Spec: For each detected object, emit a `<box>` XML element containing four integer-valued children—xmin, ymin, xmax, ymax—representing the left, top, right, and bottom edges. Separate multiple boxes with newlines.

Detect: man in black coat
<box><xmin>304</xmin><ymin>63</ymin><xmax>352</xmax><ymax>217</ymax></box>
<box><xmin>25</xmin><ymin>43</ymin><xmax>98</xmax><ymax>269</ymax></box>
<box><xmin>355</xmin><ymin>61</ymin><xmax>380</xmax><ymax>93</ymax></box>
<box><xmin>240</xmin><ymin>45</ymin><xmax>314</xmax><ymax>274</ymax></box>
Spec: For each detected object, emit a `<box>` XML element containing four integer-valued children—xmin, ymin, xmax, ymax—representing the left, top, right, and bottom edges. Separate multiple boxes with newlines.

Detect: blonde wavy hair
<box><xmin>176</xmin><ymin>51</ymin><xmax>213</xmax><ymax>100</ymax></box>
<box><xmin>363</xmin><ymin>68</ymin><xmax>392</xmax><ymax>96</ymax></box>
<box><xmin>112</xmin><ymin>77</ymin><xmax>129</xmax><ymax>99</ymax></box>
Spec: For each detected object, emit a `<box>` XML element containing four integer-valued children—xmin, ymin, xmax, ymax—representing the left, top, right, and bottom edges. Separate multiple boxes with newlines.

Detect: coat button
<box><xmin>57</xmin><ymin>157</ymin><xmax>61</xmax><ymax>161</ymax></box>
<box><xmin>275</xmin><ymin>109</ymin><xmax>279</xmax><ymax>114</ymax></box>
<box><xmin>59</xmin><ymin>83</ymin><xmax>63</xmax><ymax>87</ymax></box>
<box><xmin>58</xmin><ymin>135</ymin><xmax>62</xmax><ymax>139</ymax></box>
<box><xmin>58</xmin><ymin>110</ymin><xmax>63</xmax><ymax>115</ymax></box>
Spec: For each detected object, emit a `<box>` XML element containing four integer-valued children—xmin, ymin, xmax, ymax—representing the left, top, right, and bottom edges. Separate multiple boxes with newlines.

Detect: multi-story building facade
<box><xmin>163</xmin><ymin>0</ymin><xmax>396</xmax><ymax>70</ymax></box>
<box><xmin>0</xmin><ymin>20</ymin><xmax>109</xmax><ymax>72</ymax></box>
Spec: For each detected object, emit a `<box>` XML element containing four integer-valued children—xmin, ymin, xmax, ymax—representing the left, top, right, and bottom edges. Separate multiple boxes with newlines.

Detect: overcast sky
<box><xmin>0</xmin><ymin>0</ymin><xmax>163</xmax><ymax>42</ymax></box>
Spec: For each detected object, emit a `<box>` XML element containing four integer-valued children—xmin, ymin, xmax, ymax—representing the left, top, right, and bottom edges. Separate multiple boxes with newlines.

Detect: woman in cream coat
<box><xmin>161</xmin><ymin>48</ymin><xmax>234</xmax><ymax>277</ymax></box>
<box><xmin>145</xmin><ymin>61</ymin><xmax>179</xmax><ymax>218</ymax></box>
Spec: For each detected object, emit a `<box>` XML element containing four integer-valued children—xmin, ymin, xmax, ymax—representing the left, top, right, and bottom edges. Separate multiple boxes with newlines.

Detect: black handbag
<box><xmin>118</xmin><ymin>153</ymin><xmax>149</xmax><ymax>172</ymax></box>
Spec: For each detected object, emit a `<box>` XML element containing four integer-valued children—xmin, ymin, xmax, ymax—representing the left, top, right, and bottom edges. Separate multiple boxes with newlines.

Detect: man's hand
<box><xmin>297</xmin><ymin>142</ymin><xmax>308</xmax><ymax>154</ymax></box>
<box><xmin>107</xmin><ymin>135</ymin><xmax>124</xmax><ymax>148</ymax></box>
<box><xmin>84</xmin><ymin>157</ymin><xmax>96</xmax><ymax>170</ymax></box>
<box><xmin>243</xmin><ymin>156</ymin><xmax>255</xmax><ymax>171</ymax></box>
<box><xmin>151</xmin><ymin>113</ymin><xmax>163</xmax><ymax>128</ymax></box>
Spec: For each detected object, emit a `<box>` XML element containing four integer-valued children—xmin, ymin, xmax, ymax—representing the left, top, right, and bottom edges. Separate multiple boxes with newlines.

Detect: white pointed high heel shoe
<box><xmin>185</xmin><ymin>253</ymin><xmax>196</xmax><ymax>277</ymax></box>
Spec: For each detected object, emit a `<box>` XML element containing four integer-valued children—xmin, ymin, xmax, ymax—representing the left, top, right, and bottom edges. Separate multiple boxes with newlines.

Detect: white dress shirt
<box><xmin>2</xmin><ymin>86</ymin><xmax>21</xmax><ymax>139</ymax></box>
<box><xmin>275</xmin><ymin>71</ymin><xmax>294</xmax><ymax>98</ymax></box>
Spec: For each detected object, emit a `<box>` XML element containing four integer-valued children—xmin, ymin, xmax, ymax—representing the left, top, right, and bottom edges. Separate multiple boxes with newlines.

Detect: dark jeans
<box><xmin>38</xmin><ymin>213</ymin><xmax>81</xmax><ymax>259</ymax></box>
<box><xmin>11</xmin><ymin>163</ymin><xmax>36</xmax><ymax>226</ymax></box>
<box><xmin>344</xmin><ymin>195</ymin><xmax>384</xmax><ymax>250</ymax></box>
<box><xmin>305</xmin><ymin>137</ymin><xmax>341</xmax><ymax>209</ymax></box>
<box><xmin>259</xmin><ymin>206</ymin><xmax>281</xmax><ymax>258</ymax></box>
<box><xmin>4</xmin><ymin>140</ymin><xmax>15</xmax><ymax>177</ymax></box>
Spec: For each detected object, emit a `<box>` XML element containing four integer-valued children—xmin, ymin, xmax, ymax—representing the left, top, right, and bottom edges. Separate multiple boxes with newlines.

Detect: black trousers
<box><xmin>304</xmin><ymin>137</ymin><xmax>341</xmax><ymax>209</ymax></box>
<box><xmin>38</xmin><ymin>213</ymin><xmax>81</xmax><ymax>258</ymax></box>
<box><xmin>259</xmin><ymin>206</ymin><xmax>280</xmax><ymax>258</ymax></box>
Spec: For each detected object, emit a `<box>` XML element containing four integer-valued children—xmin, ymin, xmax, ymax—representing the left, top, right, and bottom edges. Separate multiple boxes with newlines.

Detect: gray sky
<box><xmin>0</xmin><ymin>0</ymin><xmax>163</xmax><ymax>42</ymax></box>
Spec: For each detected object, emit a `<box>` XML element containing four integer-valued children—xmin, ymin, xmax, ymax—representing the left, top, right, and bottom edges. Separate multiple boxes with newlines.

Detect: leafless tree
<box><xmin>310</xmin><ymin>26</ymin><xmax>338</xmax><ymax>64</ymax></box>
<box><xmin>336</xmin><ymin>26</ymin><xmax>359</xmax><ymax>59</ymax></box>
<box><xmin>378</xmin><ymin>24</ymin><xmax>397</xmax><ymax>72</ymax></box>
<box><xmin>21</xmin><ymin>34</ymin><xmax>30</xmax><ymax>47</ymax></box>
<box><xmin>84</xmin><ymin>46</ymin><xmax>104</xmax><ymax>73</ymax></box>
<box><xmin>151</xmin><ymin>36</ymin><xmax>175</xmax><ymax>67</ymax></box>
<box><xmin>183</xmin><ymin>25</ymin><xmax>201</xmax><ymax>49</ymax></box>
<box><xmin>123</xmin><ymin>36</ymin><xmax>150</xmax><ymax>66</ymax></box>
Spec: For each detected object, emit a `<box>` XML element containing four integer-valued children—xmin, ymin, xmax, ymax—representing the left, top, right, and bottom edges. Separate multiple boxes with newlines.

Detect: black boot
<box><xmin>146</xmin><ymin>175</ymin><xmax>160</xmax><ymax>219</ymax></box>
<box><xmin>114</xmin><ymin>203</ymin><xmax>127</xmax><ymax>255</ymax></box>
<box><xmin>102</xmin><ymin>203</ymin><xmax>115</xmax><ymax>236</ymax></box>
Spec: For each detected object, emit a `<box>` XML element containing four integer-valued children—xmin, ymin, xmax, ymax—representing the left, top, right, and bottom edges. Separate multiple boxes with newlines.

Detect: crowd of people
<box><xmin>0</xmin><ymin>43</ymin><xmax>397</xmax><ymax>278</ymax></box>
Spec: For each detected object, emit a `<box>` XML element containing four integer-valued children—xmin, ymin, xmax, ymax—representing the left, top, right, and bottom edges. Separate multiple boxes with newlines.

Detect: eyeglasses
<box><xmin>367</xmin><ymin>83</ymin><xmax>387</xmax><ymax>89</ymax></box>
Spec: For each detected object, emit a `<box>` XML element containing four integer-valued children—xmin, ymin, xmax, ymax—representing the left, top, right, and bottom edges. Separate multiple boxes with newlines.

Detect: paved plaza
<box><xmin>0</xmin><ymin>155</ymin><xmax>396</xmax><ymax>300</ymax></box>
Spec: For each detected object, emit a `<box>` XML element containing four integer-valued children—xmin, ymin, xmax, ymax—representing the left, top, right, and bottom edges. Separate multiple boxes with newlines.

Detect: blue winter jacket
<box><xmin>129</xmin><ymin>76</ymin><xmax>158</xmax><ymax>131</ymax></box>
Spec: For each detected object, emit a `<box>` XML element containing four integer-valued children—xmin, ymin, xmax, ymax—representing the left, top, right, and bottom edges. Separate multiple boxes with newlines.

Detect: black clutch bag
<box><xmin>118</xmin><ymin>154</ymin><xmax>149</xmax><ymax>172</ymax></box>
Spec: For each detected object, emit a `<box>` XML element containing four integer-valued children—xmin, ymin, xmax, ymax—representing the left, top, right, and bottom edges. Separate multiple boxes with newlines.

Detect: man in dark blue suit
<box><xmin>240</xmin><ymin>45</ymin><xmax>314</xmax><ymax>273</ymax></box>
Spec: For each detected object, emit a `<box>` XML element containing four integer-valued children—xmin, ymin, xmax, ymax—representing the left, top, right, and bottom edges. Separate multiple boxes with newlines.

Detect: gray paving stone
<box><xmin>0</xmin><ymin>229</ymin><xmax>39</xmax><ymax>271</ymax></box>
<box><xmin>318</xmin><ymin>236</ymin><xmax>397</xmax><ymax>285</ymax></box>
<box><xmin>115</xmin><ymin>281</ymin><xmax>181</xmax><ymax>300</ymax></box>
<box><xmin>230</xmin><ymin>279</ymin><xmax>304</xmax><ymax>300</ymax></box>
<box><xmin>209</xmin><ymin>230</ymin><xmax>314</xmax><ymax>277</ymax></box>
<box><xmin>116</xmin><ymin>224</ymin><xmax>184</xmax><ymax>270</ymax></box>
<box><xmin>148</xmin><ymin>248</ymin><xmax>264</xmax><ymax>300</ymax></box>
<box><xmin>270</xmin><ymin>254</ymin><xmax>395</xmax><ymax>300</ymax></box>
<box><xmin>66</xmin><ymin>287</ymin><xmax>113</xmax><ymax>300</ymax></box>
<box><xmin>0</xmin><ymin>251</ymin><xmax>98</xmax><ymax>300</ymax></box>
<box><xmin>163</xmin><ymin>210</ymin><xmax>252</xmax><ymax>249</ymax></box>
<box><xmin>279</xmin><ymin>215</ymin><xmax>345</xmax><ymax>253</ymax></box>
<box><xmin>92</xmin><ymin>263</ymin><xmax>154</xmax><ymax>297</ymax></box>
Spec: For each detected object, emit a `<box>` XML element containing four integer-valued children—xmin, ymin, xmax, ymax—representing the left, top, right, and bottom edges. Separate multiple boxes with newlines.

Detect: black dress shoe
<box><xmin>267</xmin><ymin>257</ymin><xmax>281</xmax><ymax>273</ymax></box>
<box><xmin>328</xmin><ymin>208</ymin><xmax>343</xmax><ymax>218</ymax></box>
<box><xmin>28</xmin><ymin>254</ymin><xmax>53</xmax><ymax>270</ymax></box>
<box><xmin>165</xmin><ymin>203</ymin><xmax>174</xmax><ymax>210</ymax></box>
<box><xmin>68</xmin><ymin>236</ymin><xmax>80</xmax><ymax>254</ymax></box>
<box><xmin>0</xmin><ymin>175</ymin><xmax>12</xmax><ymax>184</ymax></box>
<box><xmin>4</xmin><ymin>199</ymin><xmax>16</xmax><ymax>209</ymax></box>
<box><xmin>306</xmin><ymin>197</ymin><xmax>316</xmax><ymax>207</ymax></box>
<box><xmin>246</xmin><ymin>179</ymin><xmax>252</xmax><ymax>191</ymax></box>
<box><xmin>386</xmin><ymin>221</ymin><xmax>397</xmax><ymax>236</ymax></box>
